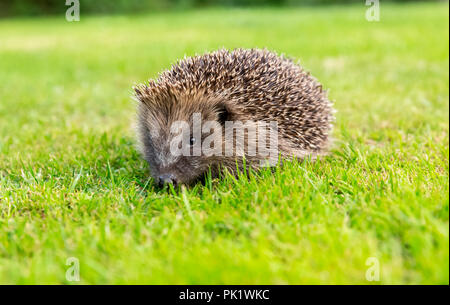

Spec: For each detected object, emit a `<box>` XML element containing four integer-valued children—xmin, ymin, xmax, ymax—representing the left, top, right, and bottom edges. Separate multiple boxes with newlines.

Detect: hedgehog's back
<box><xmin>158</xmin><ymin>48</ymin><xmax>334</xmax><ymax>155</ymax></box>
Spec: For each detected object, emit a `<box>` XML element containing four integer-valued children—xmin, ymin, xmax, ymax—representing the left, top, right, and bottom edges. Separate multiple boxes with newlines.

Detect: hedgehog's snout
<box><xmin>157</xmin><ymin>173</ymin><xmax>179</xmax><ymax>188</ymax></box>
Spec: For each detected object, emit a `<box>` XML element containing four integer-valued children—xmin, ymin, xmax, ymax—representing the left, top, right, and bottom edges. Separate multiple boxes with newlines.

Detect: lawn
<box><xmin>0</xmin><ymin>2</ymin><xmax>448</xmax><ymax>284</ymax></box>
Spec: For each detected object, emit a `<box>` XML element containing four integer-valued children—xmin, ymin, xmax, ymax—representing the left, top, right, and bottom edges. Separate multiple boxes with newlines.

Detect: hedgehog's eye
<box><xmin>189</xmin><ymin>137</ymin><xmax>196</xmax><ymax>146</ymax></box>
<box><xmin>217</xmin><ymin>104</ymin><xmax>229</xmax><ymax>126</ymax></box>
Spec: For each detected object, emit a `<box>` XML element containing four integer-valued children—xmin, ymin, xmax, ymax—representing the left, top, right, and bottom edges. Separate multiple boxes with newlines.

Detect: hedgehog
<box><xmin>134</xmin><ymin>48</ymin><xmax>334</xmax><ymax>187</ymax></box>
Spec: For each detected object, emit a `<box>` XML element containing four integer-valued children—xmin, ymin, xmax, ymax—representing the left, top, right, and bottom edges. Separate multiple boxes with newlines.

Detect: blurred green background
<box><xmin>0</xmin><ymin>0</ymin><xmax>435</xmax><ymax>17</ymax></box>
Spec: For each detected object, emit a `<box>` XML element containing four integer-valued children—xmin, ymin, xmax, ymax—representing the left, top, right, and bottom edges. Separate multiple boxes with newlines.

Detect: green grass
<box><xmin>0</xmin><ymin>2</ymin><xmax>448</xmax><ymax>284</ymax></box>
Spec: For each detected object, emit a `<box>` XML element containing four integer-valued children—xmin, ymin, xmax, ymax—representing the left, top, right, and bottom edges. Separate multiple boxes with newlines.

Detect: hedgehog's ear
<box><xmin>216</xmin><ymin>103</ymin><xmax>230</xmax><ymax>126</ymax></box>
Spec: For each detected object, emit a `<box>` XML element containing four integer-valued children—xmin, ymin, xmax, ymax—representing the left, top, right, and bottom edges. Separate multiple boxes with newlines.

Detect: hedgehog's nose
<box><xmin>158</xmin><ymin>173</ymin><xmax>178</xmax><ymax>187</ymax></box>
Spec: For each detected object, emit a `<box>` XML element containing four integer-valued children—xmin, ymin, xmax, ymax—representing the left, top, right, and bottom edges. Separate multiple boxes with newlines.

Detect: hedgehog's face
<box><xmin>137</xmin><ymin>98</ymin><xmax>229</xmax><ymax>187</ymax></box>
